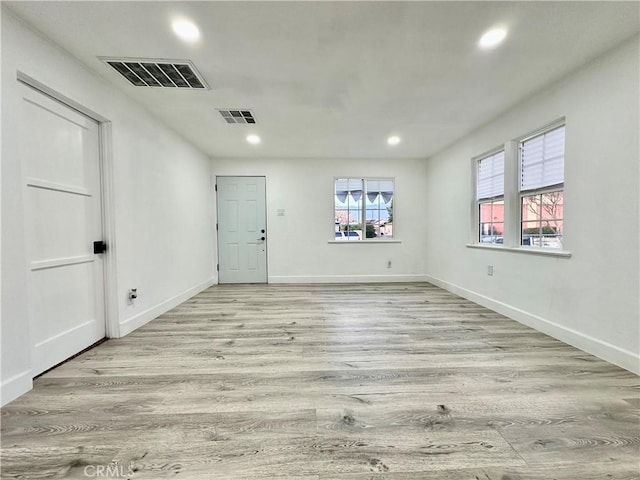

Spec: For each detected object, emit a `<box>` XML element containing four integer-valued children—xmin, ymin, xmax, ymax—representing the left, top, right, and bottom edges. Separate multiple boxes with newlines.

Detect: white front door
<box><xmin>216</xmin><ymin>176</ymin><xmax>267</xmax><ymax>283</ymax></box>
<box><xmin>20</xmin><ymin>84</ymin><xmax>106</xmax><ymax>376</ymax></box>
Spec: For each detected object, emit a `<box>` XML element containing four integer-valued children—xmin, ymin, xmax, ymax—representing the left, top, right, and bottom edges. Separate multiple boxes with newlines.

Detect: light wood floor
<box><xmin>2</xmin><ymin>283</ymin><xmax>639</xmax><ymax>479</ymax></box>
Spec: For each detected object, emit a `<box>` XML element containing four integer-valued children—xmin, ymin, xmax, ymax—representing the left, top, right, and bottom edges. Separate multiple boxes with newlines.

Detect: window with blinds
<box><xmin>477</xmin><ymin>151</ymin><xmax>505</xmax><ymax>244</ymax></box>
<box><xmin>334</xmin><ymin>178</ymin><xmax>394</xmax><ymax>241</ymax></box>
<box><xmin>519</xmin><ymin>124</ymin><xmax>565</xmax><ymax>248</ymax></box>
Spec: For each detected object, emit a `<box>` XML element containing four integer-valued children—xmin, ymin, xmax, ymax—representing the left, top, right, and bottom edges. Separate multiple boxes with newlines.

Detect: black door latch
<box><xmin>93</xmin><ymin>241</ymin><xmax>107</xmax><ymax>254</ymax></box>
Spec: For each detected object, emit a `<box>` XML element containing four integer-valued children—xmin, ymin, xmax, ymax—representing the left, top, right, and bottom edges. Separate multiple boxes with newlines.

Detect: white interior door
<box><xmin>217</xmin><ymin>176</ymin><xmax>267</xmax><ymax>283</ymax></box>
<box><xmin>20</xmin><ymin>84</ymin><xmax>106</xmax><ymax>376</ymax></box>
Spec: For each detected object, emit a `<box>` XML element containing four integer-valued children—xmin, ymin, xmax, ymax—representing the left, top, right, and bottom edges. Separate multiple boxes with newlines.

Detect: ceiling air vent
<box><xmin>218</xmin><ymin>109</ymin><xmax>256</xmax><ymax>124</ymax></box>
<box><xmin>100</xmin><ymin>57</ymin><xmax>210</xmax><ymax>89</ymax></box>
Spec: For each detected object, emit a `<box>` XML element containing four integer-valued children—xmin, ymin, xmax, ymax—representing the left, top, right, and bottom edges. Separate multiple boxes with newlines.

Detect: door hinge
<box><xmin>216</xmin><ymin>223</ymin><xmax>218</xmax><ymax>231</ymax></box>
<box><xmin>216</xmin><ymin>264</ymin><xmax>219</xmax><ymax>271</ymax></box>
<box><xmin>214</xmin><ymin>184</ymin><xmax>217</xmax><ymax>192</ymax></box>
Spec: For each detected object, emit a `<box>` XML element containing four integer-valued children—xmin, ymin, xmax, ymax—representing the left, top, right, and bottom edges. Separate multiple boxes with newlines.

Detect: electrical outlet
<box><xmin>487</xmin><ymin>265</ymin><xmax>494</xmax><ymax>276</ymax></box>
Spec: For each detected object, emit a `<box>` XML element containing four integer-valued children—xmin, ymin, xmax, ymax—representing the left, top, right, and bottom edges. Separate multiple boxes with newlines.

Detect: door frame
<box><xmin>17</xmin><ymin>72</ymin><xmax>120</xmax><ymax>339</ymax></box>
<box><xmin>215</xmin><ymin>175</ymin><xmax>269</xmax><ymax>284</ymax></box>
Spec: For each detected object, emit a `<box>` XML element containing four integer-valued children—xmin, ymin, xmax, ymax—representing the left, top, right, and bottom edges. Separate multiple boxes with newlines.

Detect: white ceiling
<box><xmin>6</xmin><ymin>1</ymin><xmax>639</xmax><ymax>159</ymax></box>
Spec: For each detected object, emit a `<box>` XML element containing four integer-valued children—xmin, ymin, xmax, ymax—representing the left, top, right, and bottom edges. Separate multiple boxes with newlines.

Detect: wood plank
<box><xmin>319</xmin><ymin>463</ymin><xmax>640</xmax><ymax>479</ymax></box>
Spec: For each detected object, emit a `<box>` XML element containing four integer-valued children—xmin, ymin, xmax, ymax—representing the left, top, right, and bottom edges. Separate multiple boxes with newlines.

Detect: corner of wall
<box><xmin>425</xmin><ymin>274</ymin><xmax>640</xmax><ymax>375</ymax></box>
<box><xmin>1</xmin><ymin>370</ymin><xmax>33</xmax><ymax>407</ymax></box>
<box><xmin>118</xmin><ymin>277</ymin><xmax>215</xmax><ymax>337</ymax></box>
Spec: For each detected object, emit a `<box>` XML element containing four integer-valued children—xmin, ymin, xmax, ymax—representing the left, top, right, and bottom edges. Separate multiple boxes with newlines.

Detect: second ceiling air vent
<box><xmin>218</xmin><ymin>110</ymin><xmax>256</xmax><ymax>124</ymax></box>
<box><xmin>100</xmin><ymin>57</ymin><xmax>209</xmax><ymax>89</ymax></box>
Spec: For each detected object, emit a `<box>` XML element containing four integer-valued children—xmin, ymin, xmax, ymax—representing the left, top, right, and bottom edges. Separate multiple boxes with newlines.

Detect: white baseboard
<box><xmin>1</xmin><ymin>369</ymin><xmax>33</xmax><ymax>407</ymax></box>
<box><xmin>425</xmin><ymin>274</ymin><xmax>640</xmax><ymax>375</ymax></box>
<box><xmin>269</xmin><ymin>274</ymin><xmax>430</xmax><ymax>284</ymax></box>
<box><xmin>118</xmin><ymin>277</ymin><xmax>215</xmax><ymax>337</ymax></box>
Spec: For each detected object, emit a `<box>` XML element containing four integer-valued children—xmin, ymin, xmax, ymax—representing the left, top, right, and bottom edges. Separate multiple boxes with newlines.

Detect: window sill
<box><xmin>466</xmin><ymin>243</ymin><xmax>571</xmax><ymax>258</ymax></box>
<box><xmin>328</xmin><ymin>240</ymin><xmax>402</xmax><ymax>244</ymax></box>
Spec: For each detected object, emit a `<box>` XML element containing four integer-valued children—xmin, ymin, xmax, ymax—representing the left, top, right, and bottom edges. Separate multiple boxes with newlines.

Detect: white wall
<box><xmin>1</xmin><ymin>9</ymin><xmax>215</xmax><ymax>405</ymax></box>
<box><xmin>212</xmin><ymin>157</ymin><xmax>428</xmax><ymax>283</ymax></box>
<box><xmin>423</xmin><ymin>36</ymin><xmax>640</xmax><ymax>374</ymax></box>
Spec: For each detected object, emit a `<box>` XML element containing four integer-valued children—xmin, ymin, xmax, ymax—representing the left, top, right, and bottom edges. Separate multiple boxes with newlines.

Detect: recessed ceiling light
<box><xmin>246</xmin><ymin>134</ymin><xmax>261</xmax><ymax>145</ymax></box>
<box><xmin>479</xmin><ymin>28</ymin><xmax>507</xmax><ymax>49</ymax></box>
<box><xmin>172</xmin><ymin>19</ymin><xmax>200</xmax><ymax>43</ymax></box>
<box><xmin>387</xmin><ymin>136</ymin><xmax>401</xmax><ymax>146</ymax></box>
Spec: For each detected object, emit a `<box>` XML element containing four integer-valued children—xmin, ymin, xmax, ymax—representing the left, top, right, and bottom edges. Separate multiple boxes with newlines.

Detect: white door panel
<box><xmin>21</xmin><ymin>96</ymin><xmax>90</xmax><ymax>187</ymax></box>
<box><xmin>217</xmin><ymin>176</ymin><xmax>267</xmax><ymax>283</ymax></box>
<box><xmin>25</xmin><ymin>187</ymin><xmax>94</xmax><ymax>261</ymax></box>
<box><xmin>30</xmin><ymin>262</ymin><xmax>99</xmax><ymax>345</ymax></box>
<box><xmin>20</xmin><ymin>84</ymin><xmax>106</xmax><ymax>376</ymax></box>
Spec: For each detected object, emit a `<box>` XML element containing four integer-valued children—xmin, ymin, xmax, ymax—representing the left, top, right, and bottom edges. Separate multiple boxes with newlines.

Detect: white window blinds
<box><xmin>520</xmin><ymin>125</ymin><xmax>565</xmax><ymax>192</ymax></box>
<box><xmin>477</xmin><ymin>151</ymin><xmax>505</xmax><ymax>200</ymax></box>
